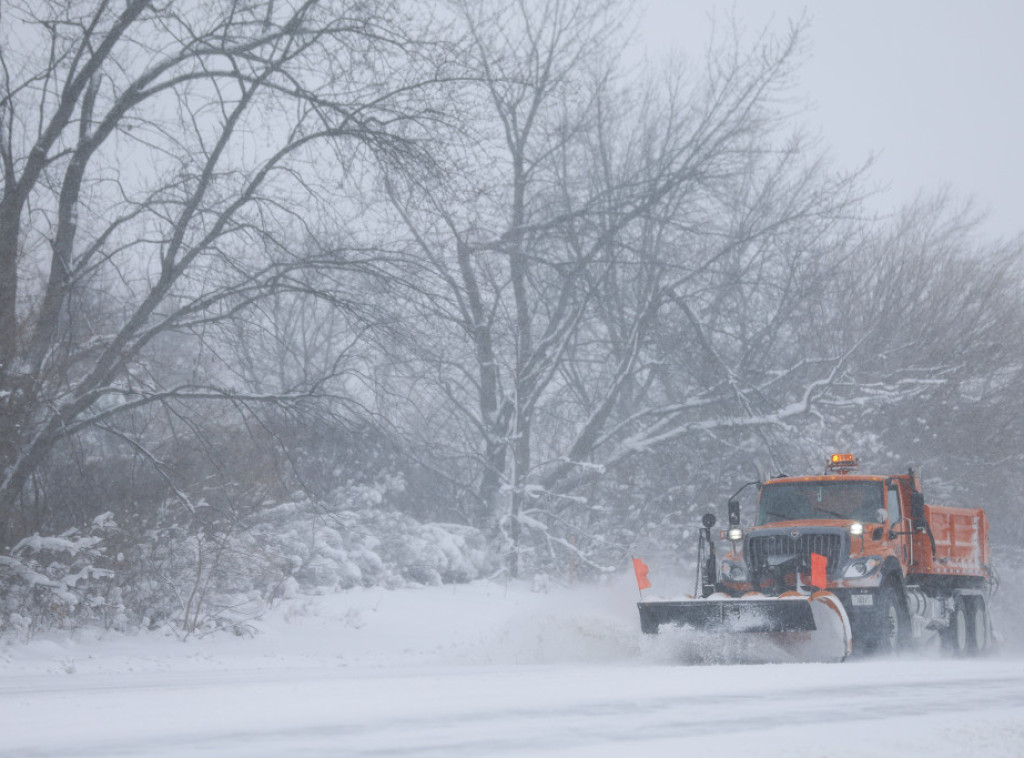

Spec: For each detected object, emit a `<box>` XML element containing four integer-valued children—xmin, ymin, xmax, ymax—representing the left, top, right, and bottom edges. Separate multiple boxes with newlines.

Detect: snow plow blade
<box><xmin>639</xmin><ymin>596</ymin><xmax>815</xmax><ymax>634</ymax></box>
<box><xmin>638</xmin><ymin>592</ymin><xmax>853</xmax><ymax>664</ymax></box>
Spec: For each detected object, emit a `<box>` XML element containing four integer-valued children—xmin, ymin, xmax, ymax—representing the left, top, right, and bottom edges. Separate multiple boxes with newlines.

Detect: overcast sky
<box><xmin>639</xmin><ymin>0</ymin><xmax>1024</xmax><ymax>242</ymax></box>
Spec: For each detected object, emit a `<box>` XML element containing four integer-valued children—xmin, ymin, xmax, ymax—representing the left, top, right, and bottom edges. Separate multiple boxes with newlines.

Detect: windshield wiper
<box><xmin>813</xmin><ymin>505</ymin><xmax>846</xmax><ymax>518</ymax></box>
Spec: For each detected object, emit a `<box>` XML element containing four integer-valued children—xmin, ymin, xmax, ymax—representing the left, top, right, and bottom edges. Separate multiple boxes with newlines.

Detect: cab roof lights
<box><xmin>827</xmin><ymin>453</ymin><xmax>859</xmax><ymax>473</ymax></box>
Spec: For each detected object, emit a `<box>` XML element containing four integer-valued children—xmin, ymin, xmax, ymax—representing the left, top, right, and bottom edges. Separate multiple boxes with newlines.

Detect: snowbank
<box><xmin>0</xmin><ymin>577</ymin><xmax>643</xmax><ymax>676</ymax></box>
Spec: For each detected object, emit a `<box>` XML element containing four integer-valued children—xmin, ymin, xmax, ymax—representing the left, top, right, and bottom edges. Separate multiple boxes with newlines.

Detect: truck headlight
<box><xmin>727</xmin><ymin>527</ymin><xmax>743</xmax><ymax>542</ymax></box>
<box><xmin>721</xmin><ymin>560</ymin><xmax>747</xmax><ymax>582</ymax></box>
<box><xmin>843</xmin><ymin>557</ymin><xmax>881</xmax><ymax>578</ymax></box>
<box><xmin>849</xmin><ymin>522</ymin><xmax>864</xmax><ymax>536</ymax></box>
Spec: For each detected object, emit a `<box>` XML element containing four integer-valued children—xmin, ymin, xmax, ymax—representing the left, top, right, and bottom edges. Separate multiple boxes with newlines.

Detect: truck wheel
<box><xmin>966</xmin><ymin>597</ymin><xmax>990</xmax><ymax>653</ymax></box>
<box><xmin>873</xmin><ymin>586</ymin><xmax>904</xmax><ymax>654</ymax></box>
<box><xmin>943</xmin><ymin>598</ymin><xmax>968</xmax><ymax>656</ymax></box>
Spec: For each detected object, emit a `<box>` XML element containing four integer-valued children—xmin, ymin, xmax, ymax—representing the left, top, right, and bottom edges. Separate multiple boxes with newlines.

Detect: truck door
<box><xmin>887</xmin><ymin>485</ymin><xmax>911</xmax><ymax>567</ymax></box>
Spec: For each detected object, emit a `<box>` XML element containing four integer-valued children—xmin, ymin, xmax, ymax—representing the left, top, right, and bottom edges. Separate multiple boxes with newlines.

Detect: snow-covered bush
<box><xmin>0</xmin><ymin>477</ymin><xmax>499</xmax><ymax>640</ymax></box>
<box><xmin>229</xmin><ymin>479</ymin><xmax>496</xmax><ymax>599</ymax></box>
<box><xmin>152</xmin><ymin>489</ymin><xmax>496</xmax><ymax>635</ymax></box>
<box><xmin>0</xmin><ymin>477</ymin><xmax>498</xmax><ymax>641</ymax></box>
<box><xmin>0</xmin><ymin>513</ymin><xmax>125</xmax><ymax>638</ymax></box>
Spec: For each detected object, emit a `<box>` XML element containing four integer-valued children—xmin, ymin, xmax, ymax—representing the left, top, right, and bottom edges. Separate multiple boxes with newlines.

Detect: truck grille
<box><xmin>746</xmin><ymin>530</ymin><xmax>847</xmax><ymax>577</ymax></box>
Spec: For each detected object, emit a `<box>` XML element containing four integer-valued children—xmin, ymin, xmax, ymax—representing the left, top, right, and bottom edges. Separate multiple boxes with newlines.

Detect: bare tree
<box><xmin>383</xmin><ymin>6</ymin><xmax>1024</xmax><ymax>577</ymax></box>
<box><xmin>0</xmin><ymin>0</ymin><xmax>446</xmax><ymax>542</ymax></box>
<box><xmin>380</xmin><ymin>2</ymin><xmax>875</xmax><ymax>574</ymax></box>
<box><xmin>801</xmin><ymin>198</ymin><xmax>1024</xmax><ymax>516</ymax></box>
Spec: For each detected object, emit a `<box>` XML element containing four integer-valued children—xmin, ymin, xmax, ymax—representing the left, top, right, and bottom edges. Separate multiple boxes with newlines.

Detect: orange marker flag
<box><xmin>632</xmin><ymin>557</ymin><xmax>652</xmax><ymax>590</ymax></box>
<box><xmin>811</xmin><ymin>552</ymin><xmax>827</xmax><ymax>590</ymax></box>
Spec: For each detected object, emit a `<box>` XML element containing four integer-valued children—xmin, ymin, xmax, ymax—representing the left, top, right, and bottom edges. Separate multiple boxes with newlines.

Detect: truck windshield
<box><xmin>757</xmin><ymin>481</ymin><xmax>885</xmax><ymax>525</ymax></box>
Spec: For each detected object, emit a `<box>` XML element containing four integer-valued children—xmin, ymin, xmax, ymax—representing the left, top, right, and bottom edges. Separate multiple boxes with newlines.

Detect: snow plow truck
<box><xmin>637</xmin><ymin>454</ymin><xmax>998</xmax><ymax>661</ymax></box>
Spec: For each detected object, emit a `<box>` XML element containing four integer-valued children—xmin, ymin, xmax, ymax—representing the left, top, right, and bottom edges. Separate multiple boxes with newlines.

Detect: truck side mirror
<box><xmin>910</xmin><ymin>492</ymin><xmax>925</xmax><ymax>524</ymax></box>
<box><xmin>727</xmin><ymin>498</ymin><xmax>740</xmax><ymax>526</ymax></box>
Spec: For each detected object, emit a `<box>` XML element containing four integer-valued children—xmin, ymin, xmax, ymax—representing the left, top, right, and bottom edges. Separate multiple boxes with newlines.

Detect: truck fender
<box><xmin>879</xmin><ymin>560</ymin><xmax>907</xmax><ymax>596</ymax></box>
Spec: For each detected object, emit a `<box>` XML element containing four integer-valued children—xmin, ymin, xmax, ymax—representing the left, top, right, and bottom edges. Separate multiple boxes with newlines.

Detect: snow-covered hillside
<box><xmin>2</xmin><ymin>578</ymin><xmax>1023</xmax><ymax>757</ymax></box>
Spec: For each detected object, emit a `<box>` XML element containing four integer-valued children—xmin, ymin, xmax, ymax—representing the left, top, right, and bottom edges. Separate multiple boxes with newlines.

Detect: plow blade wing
<box><xmin>638</xmin><ymin>592</ymin><xmax>853</xmax><ymax>664</ymax></box>
<box><xmin>638</xmin><ymin>596</ymin><xmax>816</xmax><ymax>635</ymax></box>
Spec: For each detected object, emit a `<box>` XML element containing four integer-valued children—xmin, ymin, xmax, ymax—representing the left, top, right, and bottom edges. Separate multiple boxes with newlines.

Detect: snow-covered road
<box><xmin>3</xmin><ymin>658</ymin><xmax>1024</xmax><ymax>756</ymax></box>
<box><xmin>2</xmin><ymin>581</ymin><xmax>1022</xmax><ymax>756</ymax></box>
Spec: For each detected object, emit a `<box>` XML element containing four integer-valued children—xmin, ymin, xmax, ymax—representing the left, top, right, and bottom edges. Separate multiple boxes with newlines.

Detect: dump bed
<box><xmin>911</xmin><ymin>503</ymin><xmax>990</xmax><ymax>578</ymax></box>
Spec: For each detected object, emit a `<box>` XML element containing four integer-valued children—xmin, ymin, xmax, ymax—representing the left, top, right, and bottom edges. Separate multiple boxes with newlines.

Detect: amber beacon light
<box><xmin>827</xmin><ymin>453</ymin><xmax>859</xmax><ymax>474</ymax></box>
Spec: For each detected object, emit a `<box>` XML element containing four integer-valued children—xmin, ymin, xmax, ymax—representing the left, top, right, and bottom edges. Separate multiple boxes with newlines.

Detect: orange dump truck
<box><xmin>637</xmin><ymin>454</ymin><xmax>999</xmax><ymax>659</ymax></box>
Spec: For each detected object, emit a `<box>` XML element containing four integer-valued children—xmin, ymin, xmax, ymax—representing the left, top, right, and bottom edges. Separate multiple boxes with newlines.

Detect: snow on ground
<box><xmin>2</xmin><ymin>576</ymin><xmax>1024</xmax><ymax>756</ymax></box>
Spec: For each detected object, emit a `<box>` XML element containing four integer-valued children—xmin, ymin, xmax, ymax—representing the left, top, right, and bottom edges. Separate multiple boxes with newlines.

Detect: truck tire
<box><xmin>966</xmin><ymin>597</ymin><xmax>990</xmax><ymax>654</ymax></box>
<box><xmin>874</xmin><ymin>586</ymin><xmax>904</xmax><ymax>654</ymax></box>
<box><xmin>943</xmin><ymin>598</ymin><xmax>969</xmax><ymax>656</ymax></box>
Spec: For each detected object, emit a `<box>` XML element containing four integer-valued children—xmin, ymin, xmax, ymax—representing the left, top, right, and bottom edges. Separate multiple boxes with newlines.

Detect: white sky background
<box><xmin>638</xmin><ymin>0</ymin><xmax>1024</xmax><ymax>242</ymax></box>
